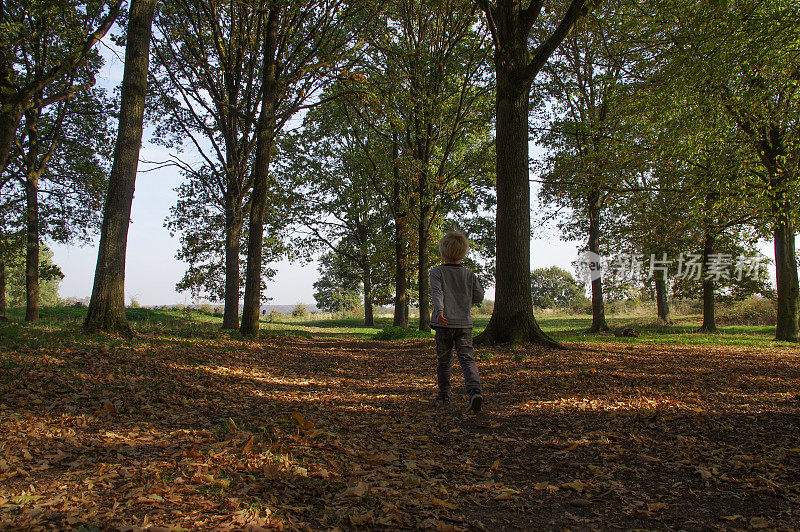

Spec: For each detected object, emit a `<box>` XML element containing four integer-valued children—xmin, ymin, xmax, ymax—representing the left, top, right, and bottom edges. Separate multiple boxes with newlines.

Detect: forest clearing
<box><xmin>1</xmin><ymin>309</ymin><xmax>798</xmax><ymax>530</ymax></box>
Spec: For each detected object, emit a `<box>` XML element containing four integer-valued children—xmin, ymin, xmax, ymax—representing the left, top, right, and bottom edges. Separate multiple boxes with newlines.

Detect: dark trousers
<box><xmin>434</xmin><ymin>327</ymin><xmax>482</xmax><ymax>397</ymax></box>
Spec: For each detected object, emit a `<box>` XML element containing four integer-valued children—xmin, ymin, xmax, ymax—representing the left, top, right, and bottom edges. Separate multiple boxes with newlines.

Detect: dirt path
<box><xmin>1</xmin><ymin>335</ymin><xmax>799</xmax><ymax>530</ymax></box>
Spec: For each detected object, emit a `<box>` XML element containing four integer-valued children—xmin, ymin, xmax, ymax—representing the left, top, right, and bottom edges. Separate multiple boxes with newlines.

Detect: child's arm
<box><xmin>472</xmin><ymin>273</ymin><xmax>484</xmax><ymax>305</ymax></box>
<box><xmin>430</xmin><ymin>268</ymin><xmax>446</xmax><ymax>323</ymax></box>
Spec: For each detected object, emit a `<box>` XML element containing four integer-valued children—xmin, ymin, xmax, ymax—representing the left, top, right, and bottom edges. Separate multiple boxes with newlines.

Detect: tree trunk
<box><xmin>586</xmin><ymin>188</ymin><xmax>609</xmax><ymax>333</ymax></box>
<box><xmin>222</xmin><ymin>195</ymin><xmax>242</xmax><ymax>329</ymax></box>
<box><xmin>24</xmin><ymin>173</ymin><xmax>39</xmax><ymax>321</ymax></box>
<box><xmin>475</xmin><ymin>62</ymin><xmax>559</xmax><ymax>347</ymax></box>
<box><xmin>0</xmin><ymin>257</ymin><xmax>6</xmax><ymax>319</ymax></box>
<box><xmin>654</xmin><ymin>277</ymin><xmax>671</xmax><ymax>324</ymax></box>
<box><xmin>417</xmin><ymin>187</ymin><xmax>431</xmax><ymax>332</ymax></box>
<box><xmin>240</xmin><ymin>7</ymin><xmax>278</xmax><ymax>338</ymax></box>
<box><xmin>700</xmin><ymin>228</ymin><xmax>717</xmax><ymax>333</ymax></box>
<box><xmin>84</xmin><ymin>0</ymin><xmax>156</xmax><ymax>335</ymax></box>
<box><xmin>774</xmin><ymin>197</ymin><xmax>799</xmax><ymax>342</ymax></box>
<box><xmin>363</xmin><ymin>265</ymin><xmax>374</xmax><ymax>327</ymax></box>
<box><xmin>392</xmin><ymin>137</ymin><xmax>409</xmax><ymax>327</ymax></box>
<box><xmin>393</xmin><ymin>238</ymin><xmax>409</xmax><ymax>327</ymax></box>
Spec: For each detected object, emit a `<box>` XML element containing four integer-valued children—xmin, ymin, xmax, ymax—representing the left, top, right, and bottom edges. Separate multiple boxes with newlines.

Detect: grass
<box><xmin>0</xmin><ymin>305</ymin><xmax>796</xmax><ymax>349</ymax></box>
<box><xmin>373</xmin><ymin>325</ymin><xmax>434</xmax><ymax>340</ymax></box>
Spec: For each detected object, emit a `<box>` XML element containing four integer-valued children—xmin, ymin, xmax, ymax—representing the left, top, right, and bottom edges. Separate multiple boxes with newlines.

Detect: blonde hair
<box><xmin>439</xmin><ymin>231</ymin><xmax>469</xmax><ymax>263</ymax></box>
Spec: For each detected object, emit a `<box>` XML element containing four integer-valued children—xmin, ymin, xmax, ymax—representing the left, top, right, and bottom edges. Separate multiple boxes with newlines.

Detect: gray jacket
<box><xmin>429</xmin><ymin>263</ymin><xmax>484</xmax><ymax>328</ymax></box>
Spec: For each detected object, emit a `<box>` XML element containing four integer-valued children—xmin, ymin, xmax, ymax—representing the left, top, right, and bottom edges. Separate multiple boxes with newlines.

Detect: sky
<box><xmin>49</xmin><ymin>39</ymin><xmax>787</xmax><ymax>307</ymax></box>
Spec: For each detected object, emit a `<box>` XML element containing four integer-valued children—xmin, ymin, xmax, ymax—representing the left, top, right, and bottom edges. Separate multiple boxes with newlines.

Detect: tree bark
<box><xmin>84</xmin><ymin>0</ymin><xmax>156</xmax><ymax>335</ymax></box>
<box><xmin>700</xmin><ymin>228</ymin><xmax>717</xmax><ymax>333</ymax></box>
<box><xmin>474</xmin><ymin>54</ymin><xmax>559</xmax><ymax>347</ymax></box>
<box><xmin>24</xmin><ymin>173</ymin><xmax>40</xmax><ymax>322</ymax></box>
<box><xmin>240</xmin><ymin>7</ymin><xmax>278</xmax><ymax>338</ymax></box>
<box><xmin>417</xmin><ymin>184</ymin><xmax>431</xmax><ymax>332</ymax></box>
<box><xmin>774</xmin><ymin>196</ymin><xmax>799</xmax><ymax>342</ymax></box>
<box><xmin>0</xmin><ymin>257</ymin><xmax>6</xmax><ymax>319</ymax></box>
<box><xmin>392</xmin><ymin>138</ymin><xmax>409</xmax><ymax>327</ymax></box>
<box><xmin>586</xmin><ymin>187</ymin><xmax>609</xmax><ymax>333</ymax></box>
<box><xmin>363</xmin><ymin>265</ymin><xmax>374</xmax><ymax>327</ymax></box>
<box><xmin>654</xmin><ymin>277</ymin><xmax>671</xmax><ymax>324</ymax></box>
<box><xmin>222</xmin><ymin>195</ymin><xmax>243</xmax><ymax>329</ymax></box>
<box><xmin>393</xmin><ymin>232</ymin><xmax>409</xmax><ymax>327</ymax></box>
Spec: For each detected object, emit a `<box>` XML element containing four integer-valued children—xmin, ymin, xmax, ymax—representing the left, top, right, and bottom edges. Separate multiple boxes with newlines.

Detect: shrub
<box><xmin>268</xmin><ymin>310</ymin><xmax>285</xmax><ymax>322</ymax></box>
<box><xmin>291</xmin><ymin>304</ymin><xmax>308</xmax><ymax>318</ymax></box>
<box><xmin>374</xmin><ymin>326</ymin><xmax>434</xmax><ymax>340</ymax></box>
<box><xmin>565</xmin><ymin>300</ymin><xmax>592</xmax><ymax>315</ymax></box>
<box><xmin>671</xmin><ymin>299</ymin><xmax>703</xmax><ymax>315</ymax></box>
<box><xmin>476</xmin><ymin>299</ymin><xmax>494</xmax><ymax>315</ymax></box>
<box><xmin>717</xmin><ymin>297</ymin><xmax>776</xmax><ymax>326</ymax></box>
<box><xmin>199</xmin><ymin>303</ymin><xmax>214</xmax><ymax>315</ymax></box>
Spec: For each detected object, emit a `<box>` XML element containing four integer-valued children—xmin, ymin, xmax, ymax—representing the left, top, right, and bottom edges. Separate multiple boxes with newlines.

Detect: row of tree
<box><xmin>534</xmin><ymin>0</ymin><xmax>798</xmax><ymax>340</ymax></box>
<box><xmin>1</xmin><ymin>0</ymin><xmax>797</xmax><ymax>343</ymax></box>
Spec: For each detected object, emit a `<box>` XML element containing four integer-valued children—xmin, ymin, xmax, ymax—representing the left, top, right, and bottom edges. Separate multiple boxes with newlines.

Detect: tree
<box><xmin>84</xmin><ymin>0</ymin><xmax>157</xmax><ymax>335</ymax></box>
<box><xmin>475</xmin><ymin>0</ymin><xmax>594</xmax><ymax>346</ymax></box>
<box><xmin>0</xmin><ymin>0</ymin><xmax>122</xmax><ymax>176</ymax></box>
<box><xmin>3</xmin><ymin>241</ymin><xmax>61</xmax><ymax>308</ymax></box>
<box><xmin>534</xmin><ymin>3</ymin><xmax>636</xmax><ymax>333</ymax></box>
<box><xmin>280</xmin><ymin>97</ymin><xmax>393</xmax><ymax>327</ymax></box>
<box><xmin>627</xmin><ymin>0</ymin><xmax>800</xmax><ymax>340</ymax></box>
<box><xmin>313</xmin><ymin>251</ymin><xmax>362</xmax><ymax>315</ymax></box>
<box><xmin>3</xmin><ymin>28</ymin><xmax>110</xmax><ymax>322</ymax></box>
<box><xmin>382</xmin><ymin>0</ymin><xmax>494</xmax><ymax>332</ymax></box>
<box><xmin>165</xmin><ymin>169</ymin><xmax>284</xmax><ymax>308</ymax></box>
<box><xmin>240</xmin><ymin>0</ymin><xmax>373</xmax><ymax>337</ymax></box>
<box><xmin>152</xmin><ymin>0</ymin><xmax>271</xmax><ymax>329</ymax></box>
<box><xmin>530</xmin><ymin>266</ymin><xmax>586</xmax><ymax>309</ymax></box>
<box><xmin>328</xmin><ymin>0</ymin><xmax>495</xmax><ymax>330</ymax></box>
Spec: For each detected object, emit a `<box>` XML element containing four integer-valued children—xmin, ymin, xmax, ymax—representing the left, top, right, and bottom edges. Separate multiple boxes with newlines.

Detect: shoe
<box><xmin>436</xmin><ymin>395</ymin><xmax>451</xmax><ymax>408</ymax></box>
<box><xmin>467</xmin><ymin>390</ymin><xmax>483</xmax><ymax>413</ymax></box>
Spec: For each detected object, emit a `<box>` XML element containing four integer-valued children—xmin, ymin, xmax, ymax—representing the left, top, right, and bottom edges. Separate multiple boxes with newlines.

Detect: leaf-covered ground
<box><xmin>1</xmin><ymin>326</ymin><xmax>799</xmax><ymax>531</ymax></box>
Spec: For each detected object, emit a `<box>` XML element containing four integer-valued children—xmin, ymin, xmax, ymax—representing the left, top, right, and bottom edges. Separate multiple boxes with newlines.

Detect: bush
<box><xmin>374</xmin><ymin>326</ymin><xmax>434</xmax><ymax>340</ymax></box>
<box><xmin>291</xmin><ymin>304</ymin><xmax>308</xmax><ymax>318</ymax></box>
<box><xmin>268</xmin><ymin>310</ymin><xmax>285</xmax><ymax>322</ymax></box>
<box><xmin>476</xmin><ymin>299</ymin><xmax>494</xmax><ymax>315</ymax></box>
<box><xmin>717</xmin><ymin>297</ymin><xmax>776</xmax><ymax>326</ymax></box>
<box><xmin>59</xmin><ymin>297</ymin><xmax>88</xmax><ymax>309</ymax></box>
<box><xmin>671</xmin><ymin>299</ymin><xmax>703</xmax><ymax>315</ymax></box>
<box><xmin>565</xmin><ymin>300</ymin><xmax>592</xmax><ymax>315</ymax></box>
<box><xmin>199</xmin><ymin>303</ymin><xmax>214</xmax><ymax>315</ymax></box>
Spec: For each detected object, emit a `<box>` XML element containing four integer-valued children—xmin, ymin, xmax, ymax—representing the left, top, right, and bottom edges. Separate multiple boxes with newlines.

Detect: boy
<box><xmin>430</xmin><ymin>231</ymin><xmax>484</xmax><ymax>413</ymax></box>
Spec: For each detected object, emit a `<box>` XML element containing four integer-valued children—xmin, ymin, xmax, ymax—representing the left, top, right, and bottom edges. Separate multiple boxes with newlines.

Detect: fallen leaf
<box><xmin>431</xmin><ymin>496</ymin><xmax>457</xmax><ymax>510</ymax></box>
<box><xmin>562</xmin><ymin>481</ymin><xmax>586</xmax><ymax>492</ymax></box>
<box><xmin>349</xmin><ymin>510</ymin><xmax>373</xmax><ymax>526</ymax></box>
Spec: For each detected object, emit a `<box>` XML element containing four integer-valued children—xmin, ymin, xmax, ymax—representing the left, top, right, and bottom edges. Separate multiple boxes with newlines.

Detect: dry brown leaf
<box><xmin>430</xmin><ymin>496</ymin><xmax>457</xmax><ymax>510</ymax></box>
<box><xmin>349</xmin><ymin>510</ymin><xmax>373</xmax><ymax>526</ymax></box>
<box><xmin>562</xmin><ymin>481</ymin><xmax>586</xmax><ymax>492</ymax></box>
